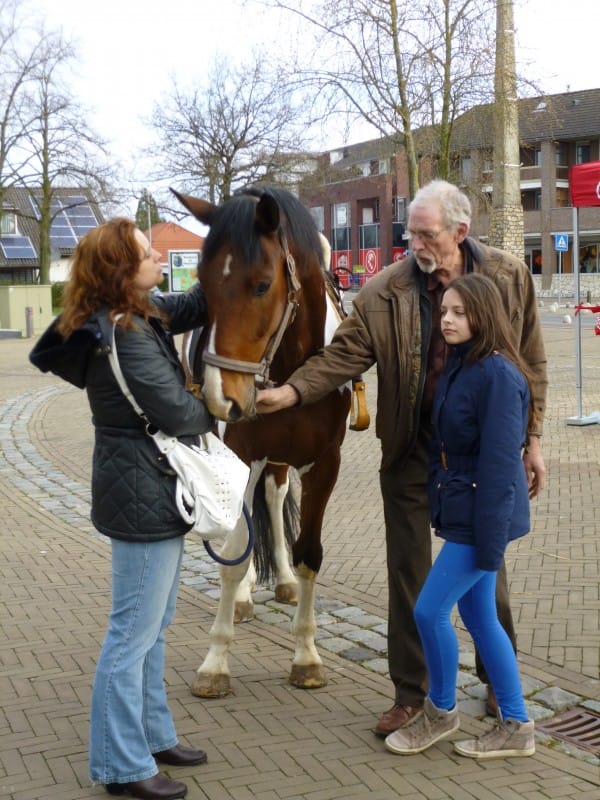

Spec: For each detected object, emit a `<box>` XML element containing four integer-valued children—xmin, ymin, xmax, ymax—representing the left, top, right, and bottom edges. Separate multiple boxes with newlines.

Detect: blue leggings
<box><xmin>414</xmin><ymin>541</ymin><xmax>527</xmax><ymax>721</ymax></box>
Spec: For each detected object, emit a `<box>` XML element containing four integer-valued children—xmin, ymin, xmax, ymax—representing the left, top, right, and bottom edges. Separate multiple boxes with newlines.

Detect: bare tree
<box><xmin>263</xmin><ymin>0</ymin><xmax>496</xmax><ymax>197</ymax></box>
<box><xmin>146</xmin><ymin>54</ymin><xmax>312</xmax><ymax>205</ymax></box>
<box><xmin>17</xmin><ymin>31</ymin><xmax>116</xmax><ymax>283</ymax></box>
<box><xmin>0</xmin><ymin>0</ymin><xmax>52</xmax><ymax>224</ymax></box>
<box><xmin>0</xmin><ymin>0</ymin><xmax>118</xmax><ymax>282</ymax></box>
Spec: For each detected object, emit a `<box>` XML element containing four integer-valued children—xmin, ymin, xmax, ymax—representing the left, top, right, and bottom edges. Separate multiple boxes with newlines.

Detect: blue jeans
<box><xmin>414</xmin><ymin>541</ymin><xmax>528</xmax><ymax>721</ymax></box>
<box><xmin>89</xmin><ymin>536</ymin><xmax>184</xmax><ymax>784</ymax></box>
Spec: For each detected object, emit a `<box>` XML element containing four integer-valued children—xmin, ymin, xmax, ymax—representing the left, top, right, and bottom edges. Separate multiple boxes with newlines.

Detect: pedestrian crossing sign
<box><xmin>554</xmin><ymin>233</ymin><xmax>568</xmax><ymax>251</ymax></box>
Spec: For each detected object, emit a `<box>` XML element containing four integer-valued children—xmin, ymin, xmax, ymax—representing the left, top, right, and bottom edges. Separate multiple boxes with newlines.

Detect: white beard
<box><xmin>415</xmin><ymin>256</ymin><xmax>437</xmax><ymax>274</ymax></box>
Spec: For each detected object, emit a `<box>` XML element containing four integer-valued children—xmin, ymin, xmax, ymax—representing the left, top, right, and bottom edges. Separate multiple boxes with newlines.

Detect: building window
<box><xmin>534</xmin><ymin>149</ymin><xmax>542</xmax><ymax>166</ymax></box>
<box><xmin>392</xmin><ymin>196</ymin><xmax>406</xmax><ymax>222</ymax></box>
<box><xmin>576</xmin><ymin>143</ymin><xmax>591</xmax><ymax>164</ymax></box>
<box><xmin>555</xmin><ymin>143</ymin><xmax>567</xmax><ymax>165</ymax></box>
<box><xmin>392</xmin><ymin>222</ymin><xmax>406</xmax><ymax>247</ymax></box>
<box><xmin>310</xmin><ymin>206</ymin><xmax>324</xmax><ymax>232</ymax></box>
<box><xmin>579</xmin><ymin>245</ymin><xmax>598</xmax><ymax>273</ymax></box>
<box><xmin>534</xmin><ymin>190</ymin><xmax>542</xmax><ymax>209</ymax></box>
<box><xmin>1</xmin><ymin>212</ymin><xmax>17</xmax><ymax>234</ymax></box>
<box><xmin>461</xmin><ymin>157</ymin><xmax>472</xmax><ymax>181</ymax></box>
<box><xmin>332</xmin><ymin>202</ymin><xmax>348</xmax><ymax>228</ymax></box>
<box><xmin>332</xmin><ymin>226</ymin><xmax>350</xmax><ymax>251</ymax></box>
<box><xmin>331</xmin><ymin>202</ymin><xmax>350</xmax><ymax>252</ymax></box>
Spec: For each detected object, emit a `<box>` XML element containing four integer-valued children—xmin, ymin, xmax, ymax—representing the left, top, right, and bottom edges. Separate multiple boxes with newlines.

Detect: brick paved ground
<box><xmin>1</xmin><ymin>311</ymin><xmax>599</xmax><ymax>800</ymax></box>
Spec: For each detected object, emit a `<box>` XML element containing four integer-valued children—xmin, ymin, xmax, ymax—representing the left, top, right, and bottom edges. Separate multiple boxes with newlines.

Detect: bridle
<box><xmin>201</xmin><ymin>228</ymin><xmax>301</xmax><ymax>387</ymax></box>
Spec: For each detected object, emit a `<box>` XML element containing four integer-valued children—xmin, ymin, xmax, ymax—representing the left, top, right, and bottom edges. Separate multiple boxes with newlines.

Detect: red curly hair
<box><xmin>57</xmin><ymin>218</ymin><xmax>161</xmax><ymax>338</ymax></box>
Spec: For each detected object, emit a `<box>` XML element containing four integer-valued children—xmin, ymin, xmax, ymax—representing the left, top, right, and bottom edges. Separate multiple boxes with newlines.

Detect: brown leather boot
<box><xmin>105</xmin><ymin>773</ymin><xmax>187</xmax><ymax>799</ymax></box>
<box><xmin>374</xmin><ymin>703</ymin><xmax>422</xmax><ymax>737</ymax></box>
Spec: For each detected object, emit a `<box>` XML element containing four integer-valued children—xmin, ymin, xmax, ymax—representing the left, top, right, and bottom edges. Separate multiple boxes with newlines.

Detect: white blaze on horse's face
<box><xmin>202</xmin><ymin>326</ymin><xmax>235</xmax><ymax>419</ymax></box>
<box><xmin>222</xmin><ymin>254</ymin><xmax>232</xmax><ymax>278</ymax></box>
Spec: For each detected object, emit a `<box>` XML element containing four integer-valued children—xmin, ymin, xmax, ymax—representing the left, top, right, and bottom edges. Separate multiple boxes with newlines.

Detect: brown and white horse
<box><xmin>173</xmin><ymin>186</ymin><xmax>351</xmax><ymax>696</ymax></box>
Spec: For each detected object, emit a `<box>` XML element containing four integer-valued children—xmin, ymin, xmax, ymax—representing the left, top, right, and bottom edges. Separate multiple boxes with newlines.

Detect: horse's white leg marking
<box><xmin>293</xmin><ymin>563</ymin><xmax>321</xmax><ymax>665</ymax></box>
<box><xmin>264</xmin><ymin>470</ymin><xmax>297</xmax><ymax>591</ymax></box>
<box><xmin>288</xmin><ymin>562</ymin><xmax>325</xmax><ymax>688</ymax></box>
<box><xmin>192</xmin><ymin>459</ymin><xmax>265</xmax><ymax>696</ymax></box>
<box><xmin>232</xmin><ymin>460</ymin><xmax>266</xmax><ymax>610</ymax></box>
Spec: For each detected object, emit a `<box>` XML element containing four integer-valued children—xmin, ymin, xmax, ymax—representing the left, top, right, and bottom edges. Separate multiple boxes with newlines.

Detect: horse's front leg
<box><xmin>191</xmin><ymin>463</ymin><xmax>262</xmax><ymax>697</ymax></box>
<box><xmin>288</xmin><ymin>451</ymin><xmax>341</xmax><ymax>689</ymax></box>
<box><xmin>264</xmin><ymin>463</ymin><xmax>298</xmax><ymax>604</ymax></box>
<box><xmin>289</xmin><ymin>562</ymin><xmax>325</xmax><ymax>688</ymax></box>
<box><xmin>191</xmin><ymin>551</ymin><xmax>248</xmax><ymax>697</ymax></box>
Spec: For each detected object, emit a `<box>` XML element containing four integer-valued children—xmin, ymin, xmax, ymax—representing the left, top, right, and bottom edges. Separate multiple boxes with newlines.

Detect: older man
<box><xmin>256</xmin><ymin>179</ymin><xmax>547</xmax><ymax>736</ymax></box>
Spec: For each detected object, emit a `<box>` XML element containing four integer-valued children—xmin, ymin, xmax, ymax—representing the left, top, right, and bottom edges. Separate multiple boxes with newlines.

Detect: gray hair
<box><xmin>408</xmin><ymin>180</ymin><xmax>472</xmax><ymax>230</ymax></box>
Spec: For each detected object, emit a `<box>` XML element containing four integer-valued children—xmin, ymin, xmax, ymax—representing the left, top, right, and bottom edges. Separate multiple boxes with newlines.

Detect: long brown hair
<box><xmin>443</xmin><ymin>273</ymin><xmax>537</xmax><ymax>429</ymax></box>
<box><xmin>57</xmin><ymin>218</ymin><xmax>159</xmax><ymax>338</ymax></box>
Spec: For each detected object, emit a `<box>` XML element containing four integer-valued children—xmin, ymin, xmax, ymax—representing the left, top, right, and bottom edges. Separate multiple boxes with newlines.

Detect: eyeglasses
<box><xmin>406</xmin><ymin>225</ymin><xmax>452</xmax><ymax>243</ymax></box>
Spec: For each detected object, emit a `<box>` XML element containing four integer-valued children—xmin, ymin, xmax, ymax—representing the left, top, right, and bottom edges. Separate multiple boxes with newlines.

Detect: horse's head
<box><xmin>172</xmin><ymin>187</ymin><xmax>305</xmax><ymax>423</ymax></box>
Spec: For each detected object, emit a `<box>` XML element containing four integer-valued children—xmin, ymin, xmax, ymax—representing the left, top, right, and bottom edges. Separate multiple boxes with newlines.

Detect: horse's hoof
<box><xmin>289</xmin><ymin>664</ymin><xmax>327</xmax><ymax>689</ymax></box>
<box><xmin>234</xmin><ymin>600</ymin><xmax>254</xmax><ymax>623</ymax></box>
<box><xmin>275</xmin><ymin>583</ymin><xmax>298</xmax><ymax>605</ymax></box>
<box><xmin>190</xmin><ymin>673</ymin><xmax>232</xmax><ymax>698</ymax></box>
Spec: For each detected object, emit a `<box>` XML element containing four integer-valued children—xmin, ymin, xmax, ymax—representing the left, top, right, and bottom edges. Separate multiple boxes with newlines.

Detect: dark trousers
<box><xmin>379</xmin><ymin>423</ymin><xmax>517</xmax><ymax>706</ymax></box>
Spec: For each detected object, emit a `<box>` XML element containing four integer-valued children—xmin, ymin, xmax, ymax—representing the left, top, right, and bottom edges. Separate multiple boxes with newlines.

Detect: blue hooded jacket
<box><xmin>428</xmin><ymin>341</ymin><xmax>530</xmax><ymax>571</ymax></box>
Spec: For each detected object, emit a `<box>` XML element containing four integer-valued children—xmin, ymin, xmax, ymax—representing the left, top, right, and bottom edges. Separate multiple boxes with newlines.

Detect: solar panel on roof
<box><xmin>48</xmin><ymin>194</ymin><xmax>99</xmax><ymax>248</ymax></box>
<box><xmin>1</xmin><ymin>235</ymin><xmax>36</xmax><ymax>259</ymax></box>
<box><xmin>52</xmin><ymin>235</ymin><xmax>79</xmax><ymax>249</ymax></box>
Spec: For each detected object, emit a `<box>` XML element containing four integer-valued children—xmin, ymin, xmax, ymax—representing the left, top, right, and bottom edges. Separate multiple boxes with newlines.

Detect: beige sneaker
<box><xmin>454</xmin><ymin>718</ymin><xmax>535</xmax><ymax>759</ymax></box>
<box><xmin>385</xmin><ymin>696</ymin><xmax>460</xmax><ymax>755</ymax></box>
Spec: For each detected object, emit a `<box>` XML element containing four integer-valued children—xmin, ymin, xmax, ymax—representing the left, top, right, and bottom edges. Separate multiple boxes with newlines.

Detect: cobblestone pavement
<box><xmin>1</xmin><ymin>310</ymin><xmax>599</xmax><ymax>799</ymax></box>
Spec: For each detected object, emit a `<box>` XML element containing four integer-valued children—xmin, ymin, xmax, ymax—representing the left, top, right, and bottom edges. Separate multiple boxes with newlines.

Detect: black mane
<box><xmin>201</xmin><ymin>187</ymin><xmax>323</xmax><ymax>271</ymax></box>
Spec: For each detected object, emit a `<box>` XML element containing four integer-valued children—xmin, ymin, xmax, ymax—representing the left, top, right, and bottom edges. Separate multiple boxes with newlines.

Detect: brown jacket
<box><xmin>289</xmin><ymin>238</ymin><xmax>547</xmax><ymax>471</ymax></box>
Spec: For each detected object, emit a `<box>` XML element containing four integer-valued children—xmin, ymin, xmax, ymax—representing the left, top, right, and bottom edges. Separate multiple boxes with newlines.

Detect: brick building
<box><xmin>298</xmin><ymin>88</ymin><xmax>600</xmax><ymax>289</ymax></box>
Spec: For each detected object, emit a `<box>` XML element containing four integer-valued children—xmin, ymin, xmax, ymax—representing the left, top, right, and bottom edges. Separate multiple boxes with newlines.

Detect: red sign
<box><xmin>331</xmin><ymin>250</ymin><xmax>352</xmax><ymax>287</ymax></box>
<box><xmin>392</xmin><ymin>247</ymin><xmax>407</xmax><ymax>262</ymax></box>
<box><xmin>569</xmin><ymin>161</ymin><xmax>600</xmax><ymax>207</ymax></box>
<box><xmin>358</xmin><ymin>248</ymin><xmax>381</xmax><ymax>276</ymax></box>
<box><xmin>331</xmin><ymin>250</ymin><xmax>351</xmax><ymax>271</ymax></box>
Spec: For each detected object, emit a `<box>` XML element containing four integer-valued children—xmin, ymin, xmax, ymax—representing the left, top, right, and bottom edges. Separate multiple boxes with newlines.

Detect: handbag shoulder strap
<box><xmin>107</xmin><ymin>318</ymin><xmax>150</xmax><ymax>425</ymax></box>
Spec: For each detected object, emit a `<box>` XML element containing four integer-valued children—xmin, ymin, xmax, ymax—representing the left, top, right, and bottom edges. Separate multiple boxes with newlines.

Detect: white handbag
<box><xmin>108</xmin><ymin>321</ymin><xmax>250</xmax><ymax>541</ymax></box>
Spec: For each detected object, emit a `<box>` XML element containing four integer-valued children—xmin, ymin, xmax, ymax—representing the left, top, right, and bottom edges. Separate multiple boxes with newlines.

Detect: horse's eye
<box><xmin>254</xmin><ymin>281</ymin><xmax>270</xmax><ymax>297</ymax></box>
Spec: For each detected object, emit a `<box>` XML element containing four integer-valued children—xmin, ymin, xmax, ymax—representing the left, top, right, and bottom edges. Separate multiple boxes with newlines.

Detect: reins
<box><xmin>201</xmin><ymin>227</ymin><xmax>301</xmax><ymax>387</ymax></box>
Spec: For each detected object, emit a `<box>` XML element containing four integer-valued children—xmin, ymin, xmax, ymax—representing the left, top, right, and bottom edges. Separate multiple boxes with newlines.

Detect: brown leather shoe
<box><xmin>105</xmin><ymin>773</ymin><xmax>187</xmax><ymax>799</ymax></box>
<box><xmin>485</xmin><ymin>686</ymin><xmax>498</xmax><ymax>716</ymax></box>
<box><xmin>374</xmin><ymin>703</ymin><xmax>422</xmax><ymax>738</ymax></box>
<box><xmin>153</xmin><ymin>743</ymin><xmax>207</xmax><ymax>766</ymax></box>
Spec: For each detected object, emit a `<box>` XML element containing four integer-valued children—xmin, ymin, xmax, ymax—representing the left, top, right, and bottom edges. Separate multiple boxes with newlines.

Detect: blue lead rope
<box><xmin>202</xmin><ymin>503</ymin><xmax>254</xmax><ymax>566</ymax></box>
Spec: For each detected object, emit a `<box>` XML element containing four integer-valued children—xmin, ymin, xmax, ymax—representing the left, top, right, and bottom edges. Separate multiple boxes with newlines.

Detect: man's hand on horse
<box><xmin>256</xmin><ymin>384</ymin><xmax>300</xmax><ymax>414</ymax></box>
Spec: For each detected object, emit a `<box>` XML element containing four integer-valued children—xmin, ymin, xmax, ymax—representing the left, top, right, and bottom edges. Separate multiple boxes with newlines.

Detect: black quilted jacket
<box><xmin>30</xmin><ymin>285</ymin><xmax>214</xmax><ymax>542</ymax></box>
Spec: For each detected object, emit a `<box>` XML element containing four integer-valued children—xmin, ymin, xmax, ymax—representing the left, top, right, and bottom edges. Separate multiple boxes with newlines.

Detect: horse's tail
<box><xmin>252</xmin><ymin>471</ymin><xmax>300</xmax><ymax>584</ymax></box>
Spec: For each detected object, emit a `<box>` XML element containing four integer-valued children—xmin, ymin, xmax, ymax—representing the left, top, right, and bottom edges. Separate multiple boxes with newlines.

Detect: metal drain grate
<box><xmin>536</xmin><ymin>707</ymin><xmax>600</xmax><ymax>755</ymax></box>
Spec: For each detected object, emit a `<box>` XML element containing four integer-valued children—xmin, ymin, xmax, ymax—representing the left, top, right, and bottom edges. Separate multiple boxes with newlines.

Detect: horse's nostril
<box><xmin>226</xmin><ymin>399</ymin><xmax>242</xmax><ymax>422</ymax></box>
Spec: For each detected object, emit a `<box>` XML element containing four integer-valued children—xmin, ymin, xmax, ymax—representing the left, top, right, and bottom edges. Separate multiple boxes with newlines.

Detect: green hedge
<box><xmin>51</xmin><ymin>282</ymin><xmax>65</xmax><ymax>310</ymax></box>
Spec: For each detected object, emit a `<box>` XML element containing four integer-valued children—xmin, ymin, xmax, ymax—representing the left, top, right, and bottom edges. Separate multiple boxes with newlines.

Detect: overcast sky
<box><xmin>27</xmin><ymin>0</ymin><xmax>600</xmax><ymax>218</ymax></box>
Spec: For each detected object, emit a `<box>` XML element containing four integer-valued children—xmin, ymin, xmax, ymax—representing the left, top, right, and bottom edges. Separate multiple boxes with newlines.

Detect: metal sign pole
<box><xmin>566</xmin><ymin>206</ymin><xmax>598</xmax><ymax>425</ymax></box>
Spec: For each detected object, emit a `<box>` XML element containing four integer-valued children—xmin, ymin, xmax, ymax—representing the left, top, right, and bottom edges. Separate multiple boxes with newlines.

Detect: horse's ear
<box><xmin>170</xmin><ymin>188</ymin><xmax>216</xmax><ymax>225</ymax></box>
<box><xmin>255</xmin><ymin>191</ymin><xmax>280</xmax><ymax>234</ymax></box>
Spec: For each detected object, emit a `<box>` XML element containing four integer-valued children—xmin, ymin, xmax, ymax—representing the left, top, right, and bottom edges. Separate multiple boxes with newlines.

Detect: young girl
<box><xmin>385</xmin><ymin>272</ymin><xmax>536</xmax><ymax>759</ymax></box>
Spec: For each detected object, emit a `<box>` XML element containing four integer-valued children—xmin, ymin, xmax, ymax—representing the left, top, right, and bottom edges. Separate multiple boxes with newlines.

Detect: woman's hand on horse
<box><xmin>256</xmin><ymin>384</ymin><xmax>300</xmax><ymax>414</ymax></box>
